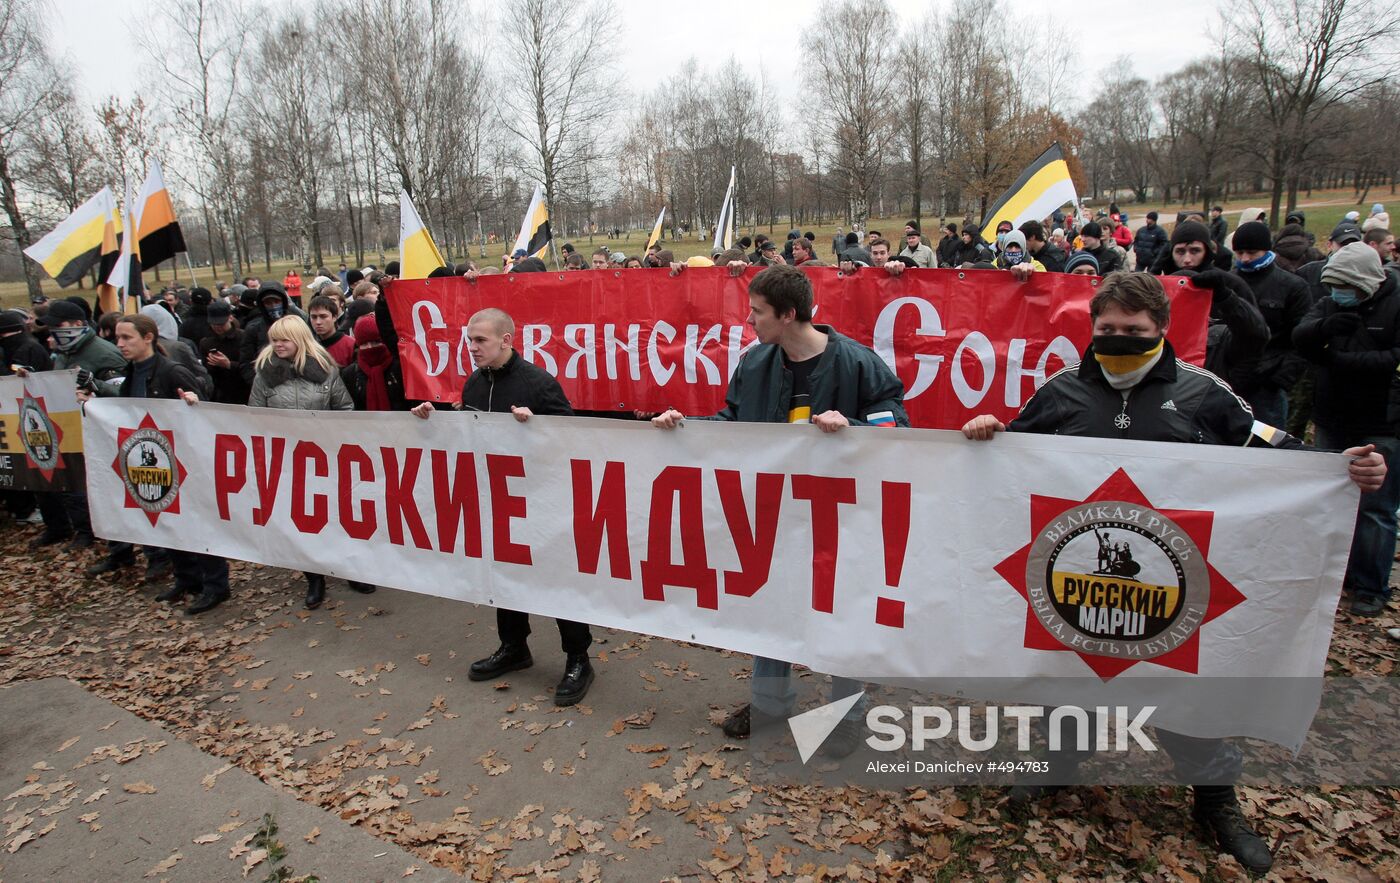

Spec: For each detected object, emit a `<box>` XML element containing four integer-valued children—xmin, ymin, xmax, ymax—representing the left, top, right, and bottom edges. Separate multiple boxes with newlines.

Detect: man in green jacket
<box><xmin>41</xmin><ymin>300</ymin><xmax>126</xmax><ymax>391</ymax></box>
<box><xmin>652</xmin><ymin>263</ymin><xmax>908</xmax><ymax>755</ymax></box>
<box><xmin>23</xmin><ymin>301</ymin><xmax>126</xmax><ymax>550</ymax></box>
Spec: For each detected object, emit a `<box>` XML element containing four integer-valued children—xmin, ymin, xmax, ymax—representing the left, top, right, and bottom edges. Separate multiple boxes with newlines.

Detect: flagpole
<box><xmin>182</xmin><ymin>252</ymin><xmax>199</xmax><ymax>285</ymax></box>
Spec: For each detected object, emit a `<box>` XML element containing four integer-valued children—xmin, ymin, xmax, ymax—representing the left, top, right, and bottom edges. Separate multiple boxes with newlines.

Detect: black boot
<box><xmin>65</xmin><ymin>531</ymin><xmax>95</xmax><ymax>550</ymax></box>
<box><xmin>718</xmin><ymin>703</ymin><xmax>786</xmax><ymax>740</ymax></box>
<box><xmin>553</xmin><ymin>654</ymin><xmax>594</xmax><ymax>707</ymax></box>
<box><xmin>469</xmin><ymin>643</ymin><xmax>532</xmax><ymax>681</ymax></box>
<box><xmin>1008</xmin><ymin>754</ymin><xmax>1083</xmax><ymax>806</ymax></box>
<box><xmin>346</xmin><ymin>581</ymin><xmax>376</xmax><ymax>594</ymax></box>
<box><xmin>29</xmin><ymin>529</ymin><xmax>71</xmax><ymax>549</ymax></box>
<box><xmin>184</xmin><ymin>592</ymin><xmax>227</xmax><ymax>615</ymax></box>
<box><xmin>154</xmin><ymin>585</ymin><xmax>187</xmax><ymax>603</ymax></box>
<box><xmin>1192</xmin><ymin>785</ymin><xmax>1273</xmax><ymax>874</ymax></box>
<box><xmin>304</xmin><ymin>574</ymin><xmax>326</xmax><ymax>610</ymax></box>
<box><xmin>144</xmin><ymin>558</ymin><xmax>173</xmax><ymax>583</ymax></box>
<box><xmin>87</xmin><ymin>552</ymin><xmax>137</xmax><ymax>576</ymax></box>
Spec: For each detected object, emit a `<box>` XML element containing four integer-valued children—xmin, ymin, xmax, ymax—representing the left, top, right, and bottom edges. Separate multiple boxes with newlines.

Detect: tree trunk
<box><xmin>0</xmin><ymin>149</ymin><xmax>44</xmax><ymax>301</ymax></box>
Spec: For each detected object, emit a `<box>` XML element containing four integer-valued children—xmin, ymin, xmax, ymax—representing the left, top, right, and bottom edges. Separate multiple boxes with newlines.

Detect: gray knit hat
<box><xmin>1320</xmin><ymin>242</ymin><xmax>1386</xmax><ymax>296</ymax></box>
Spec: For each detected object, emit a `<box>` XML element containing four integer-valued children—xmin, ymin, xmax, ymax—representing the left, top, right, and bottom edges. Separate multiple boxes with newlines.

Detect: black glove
<box><xmin>1322</xmin><ymin>311</ymin><xmax>1365</xmax><ymax>337</ymax></box>
<box><xmin>74</xmin><ymin>368</ymin><xmax>98</xmax><ymax>393</ymax></box>
<box><xmin>1191</xmin><ymin>269</ymin><xmax>1235</xmax><ymax>304</ymax></box>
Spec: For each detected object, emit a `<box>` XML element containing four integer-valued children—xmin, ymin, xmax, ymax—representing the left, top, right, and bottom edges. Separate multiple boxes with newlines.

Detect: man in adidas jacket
<box><xmin>961</xmin><ymin>270</ymin><xmax>1385</xmax><ymax>875</ymax></box>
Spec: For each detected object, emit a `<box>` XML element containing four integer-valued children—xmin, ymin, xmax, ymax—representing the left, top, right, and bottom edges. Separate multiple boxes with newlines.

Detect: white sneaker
<box><xmin>20</xmin><ymin>510</ymin><xmax>44</xmax><ymax>525</ymax></box>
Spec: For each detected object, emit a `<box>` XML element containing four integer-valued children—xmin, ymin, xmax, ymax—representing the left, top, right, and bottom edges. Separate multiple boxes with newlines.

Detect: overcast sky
<box><xmin>47</xmin><ymin>0</ymin><xmax>1222</xmax><ymax>115</ymax></box>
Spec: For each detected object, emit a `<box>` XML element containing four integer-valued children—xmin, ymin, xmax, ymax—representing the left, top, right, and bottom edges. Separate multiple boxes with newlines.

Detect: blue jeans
<box><xmin>1245</xmin><ymin>386</ymin><xmax>1288</xmax><ymax>429</ymax></box>
<box><xmin>1314</xmin><ymin>428</ymin><xmax>1400</xmax><ymax>602</ymax></box>
<box><xmin>750</xmin><ymin>656</ymin><xmax>866</xmax><ymax>720</ymax></box>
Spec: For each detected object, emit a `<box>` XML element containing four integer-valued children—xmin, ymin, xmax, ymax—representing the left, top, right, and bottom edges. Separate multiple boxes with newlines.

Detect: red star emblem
<box><xmin>994</xmin><ymin>468</ymin><xmax>1246</xmax><ymax>679</ymax></box>
<box><xmin>17</xmin><ymin>390</ymin><xmax>64</xmax><ymax>481</ymax></box>
<box><xmin>111</xmin><ymin>412</ymin><xmax>189</xmax><ymax>526</ymax></box>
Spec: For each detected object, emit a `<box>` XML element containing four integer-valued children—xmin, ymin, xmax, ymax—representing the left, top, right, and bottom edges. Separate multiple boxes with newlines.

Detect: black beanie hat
<box><xmin>62</xmin><ymin>295</ymin><xmax>93</xmax><ymax>321</ymax></box>
<box><xmin>1171</xmin><ymin>221</ymin><xmax>1212</xmax><ymax>248</ymax></box>
<box><xmin>1233</xmin><ymin>221</ymin><xmax>1273</xmax><ymax>253</ymax></box>
<box><xmin>191</xmin><ymin>286</ymin><xmax>212</xmax><ymax>305</ymax></box>
<box><xmin>1081</xmin><ymin>221</ymin><xmax>1103</xmax><ymax>239</ymax></box>
<box><xmin>384</xmin><ymin>260</ymin><xmax>401</xmax><ymax>276</ymax></box>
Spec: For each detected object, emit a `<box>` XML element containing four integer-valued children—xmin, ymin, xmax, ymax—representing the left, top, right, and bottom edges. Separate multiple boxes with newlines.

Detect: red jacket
<box><xmin>283</xmin><ymin>272</ymin><xmax>302</xmax><ymax>300</ymax></box>
<box><xmin>321</xmin><ymin>332</ymin><xmax>356</xmax><ymax>368</ymax></box>
<box><xmin>1112</xmin><ymin>225</ymin><xmax>1133</xmax><ymax>249</ymax></box>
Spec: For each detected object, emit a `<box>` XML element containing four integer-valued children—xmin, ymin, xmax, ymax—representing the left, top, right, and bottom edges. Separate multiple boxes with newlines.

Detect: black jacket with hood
<box><xmin>1295</xmin><ymin>266</ymin><xmax>1400</xmax><ymax>437</ymax></box>
<box><xmin>1232</xmin><ymin>261</ymin><xmax>1312</xmax><ymax>394</ymax></box>
<box><xmin>238</xmin><ymin>281</ymin><xmax>309</xmax><ymax>385</ymax></box>
<box><xmin>0</xmin><ymin>330</ymin><xmax>52</xmax><ymax>375</ymax></box>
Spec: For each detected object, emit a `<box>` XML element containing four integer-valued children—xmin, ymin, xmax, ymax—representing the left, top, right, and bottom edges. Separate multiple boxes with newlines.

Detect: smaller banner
<box><xmin>387</xmin><ymin>268</ymin><xmax>1211</xmax><ymax>430</ymax></box>
<box><xmin>0</xmin><ymin>369</ymin><xmax>85</xmax><ymax>493</ymax></box>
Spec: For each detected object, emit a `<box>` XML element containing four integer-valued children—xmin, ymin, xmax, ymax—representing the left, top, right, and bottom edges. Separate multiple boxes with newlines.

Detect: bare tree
<box><xmin>249</xmin><ymin>10</ymin><xmax>333</xmax><ymax>267</ymax></box>
<box><xmin>498</xmin><ymin>0</ymin><xmax>618</xmax><ymax>236</ymax></box>
<box><xmin>800</xmin><ymin>0</ymin><xmax>898</xmax><ymax>229</ymax></box>
<box><xmin>896</xmin><ymin>25</ymin><xmax>936</xmax><ymax>225</ymax></box>
<box><xmin>0</xmin><ymin>0</ymin><xmax>64</xmax><ymax>299</ymax></box>
<box><xmin>144</xmin><ymin>0</ymin><xmax>253</xmax><ymax>275</ymax></box>
<box><xmin>1225</xmin><ymin>0</ymin><xmax>1400</xmax><ymax>225</ymax></box>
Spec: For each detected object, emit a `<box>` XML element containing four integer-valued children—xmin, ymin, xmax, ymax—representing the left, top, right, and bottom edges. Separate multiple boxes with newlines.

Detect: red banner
<box><xmin>386</xmin><ymin>268</ymin><xmax>1210</xmax><ymax>429</ymax></box>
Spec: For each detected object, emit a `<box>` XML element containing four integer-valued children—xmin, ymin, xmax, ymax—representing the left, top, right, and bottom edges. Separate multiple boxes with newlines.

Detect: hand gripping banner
<box><xmin>386</xmin><ymin>268</ymin><xmax>1211</xmax><ymax>428</ymax></box>
<box><xmin>84</xmin><ymin>401</ymin><xmax>1356</xmax><ymax>747</ymax></box>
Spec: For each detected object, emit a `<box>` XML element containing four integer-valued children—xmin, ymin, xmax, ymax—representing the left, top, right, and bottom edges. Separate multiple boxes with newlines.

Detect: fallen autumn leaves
<box><xmin>1</xmin><ymin>521</ymin><xmax>1399</xmax><ymax>881</ymax></box>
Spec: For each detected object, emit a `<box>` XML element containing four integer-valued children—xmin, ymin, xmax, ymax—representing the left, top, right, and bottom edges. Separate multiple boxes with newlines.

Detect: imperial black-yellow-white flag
<box><xmin>133</xmin><ymin>158</ymin><xmax>186</xmax><ymax>268</ymax></box>
<box><xmin>512</xmin><ymin>184</ymin><xmax>551</xmax><ymax>259</ymax></box>
<box><xmin>981</xmin><ymin>143</ymin><xmax>1078</xmax><ymax>236</ymax></box>
<box><xmin>23</xmin><ymin>187</ymin><xmax>122</xmax><ymax>288</ymax></box>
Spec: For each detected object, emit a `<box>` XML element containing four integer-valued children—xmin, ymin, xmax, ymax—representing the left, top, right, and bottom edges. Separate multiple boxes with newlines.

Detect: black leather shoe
<box><xmin>304</xmin><ymin>575</ymin><xmax>326</xmax><ymax>610</ymax></box>
<box><xmin>185</xmin><ymin>593</ymin><xmax>227</xmax><ymax>615</ymax></box>
<box><xmin>719</xmin><ymin>703</ymin><xmax>786</xmax><ymax>740</ymax></box>
<box><xmin>468</xmin><ymin>643</ymin><xmax>532</xmax><ymax>681</ymax></box>
<box><xmin>29</xmin><ymin>530</ymin><xmax>71</xmax><ymax>549</ymax></box>
<box><xmin>346</xmin><ymin>581</ymin><xmax>376</xmax><ymax>594</ymax></box>
<box><xmin>65</xmin><ymin>531</ymin><xmax>94</xmax><ymax>550</ymax></box>
<box><xmin>154</xmin><ymin>586</ymin><xmax>186</xmax><ymax>603</ymax></box>
<box><xmin>1192</xmin><ymin>785</ymin><xmax>1273</xmax><ymax>874</ymax></box>
<box><xmin>87</xmin><ymin>554</ymin><xmax>136</xmax><ymax>576</ymax></box>
<box><xmin>553</xmin><ymin>654</ymin><xmax>594</xmax><ymax>707</ymax></box>
<box><xmin>144</xmin><ymin>559</ymin><xmax>173</xmax><ymax>583</ymax></box>
<box><xmin>819</xmin><ymin>716</ymin><xmax>862</xmax><ymax>759</ymax></box>
<box><xmin>1352</xmin><ymin>594</ymin><xmax>1387</xmax><ymax>617</ymax></box>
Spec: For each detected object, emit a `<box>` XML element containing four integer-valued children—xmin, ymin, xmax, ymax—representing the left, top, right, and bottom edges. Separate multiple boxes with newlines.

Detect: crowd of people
<box><xmin>1</xmin><ymin>199</ymin><xmax>1398</xmax><ymax>876</ymax></box>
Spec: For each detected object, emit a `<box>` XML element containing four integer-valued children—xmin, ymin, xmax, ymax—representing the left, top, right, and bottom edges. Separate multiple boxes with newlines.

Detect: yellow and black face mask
<box><xmin>1092</xmin><ymin>336</ymin><xmax>1163</xmax><ymax>375</ymax></box>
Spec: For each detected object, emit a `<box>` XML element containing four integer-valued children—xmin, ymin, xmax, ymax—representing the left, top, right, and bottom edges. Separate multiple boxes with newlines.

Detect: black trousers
<box><xmin>496</xmin><ymin>609</ymin><xmax>592</xmax><ymax>655</ymax></box>
<box><xmin>36</xmin><ymin>492</ymin><xmax>91</xmax><ymax>536</ymax></box>
<box><xmin>106</xmin><ymin>541</ymin><xmax>171</xmax><ymax>567</ymax></box>
<box><xmin>168</xmin><ymin>549</ymin><xmax>229</xmax><ymax>599</ymax></box>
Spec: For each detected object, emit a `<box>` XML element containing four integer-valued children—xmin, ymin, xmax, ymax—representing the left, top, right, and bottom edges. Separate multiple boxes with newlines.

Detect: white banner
<box><xmin>83</xmin><ymin>401</ymin><xmax>1359</xmax><ymax>746</ymax></box>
